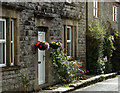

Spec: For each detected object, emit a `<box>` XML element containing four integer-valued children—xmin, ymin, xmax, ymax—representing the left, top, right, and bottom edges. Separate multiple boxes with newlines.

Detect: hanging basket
<box><xmin>50</xmin><ymin>42</ymin><xmax>61</xmax><ymax>49</ymax></box>
<box><xmin>35</xmin><ymin>41</ymin><xmax>49</xmax><ymax>50</ymax></box>
<box><xmin>38</xmin><ymin>44</ymin><xmax>47</xmax><ymax>50</ymax></box>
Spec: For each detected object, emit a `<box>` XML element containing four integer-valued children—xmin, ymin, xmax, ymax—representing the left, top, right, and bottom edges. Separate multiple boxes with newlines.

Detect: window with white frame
<box><xmin>63</xmin><ymin>25</ymin><xmax>77</xmax><ymax>59</ymax></box>
<box><xmin>0</xmin><ymin>18</ymin><xmax>6</xmax><ymax>67</ymax></box>
<box><xmin>0</xmin><ymin>7</ymin><xmax>20</xmax><ymax>68</ymax></box>
<box><xmin>67</xmin><ymin>26</ymin><xmax>71</xmax><ymax>57</ymax></box>
<box><xmin>11</xmin><ymin>19</ymin><xmax>14</xmax><ymax>65</ymax></box>
<box><xmin>93</xmin><ymin>0</ymin><xmax>98</xmax><ymax>18</ymax></box>
<box><xmin>113</xmin><ymin>6</ymin><xmax>118</xmax><ymax>22</ymax></box>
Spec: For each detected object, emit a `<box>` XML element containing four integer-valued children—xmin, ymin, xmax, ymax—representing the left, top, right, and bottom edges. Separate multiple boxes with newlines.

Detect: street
<box><xmin>71</xmin><ymin>76</ymin><xmax>119</xmax><ymax>93</ymax></box>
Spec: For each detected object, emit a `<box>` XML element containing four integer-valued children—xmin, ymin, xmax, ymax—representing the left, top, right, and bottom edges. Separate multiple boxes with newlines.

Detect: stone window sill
<box><xmin>113</xmin><ymin>21</ymin><xmax>118</xmax><ymax>24</ymax></box>
<box><xmin>1</xmin><ymin>66</ymin><xmax>21</xmax><ymax>71</ymax></box>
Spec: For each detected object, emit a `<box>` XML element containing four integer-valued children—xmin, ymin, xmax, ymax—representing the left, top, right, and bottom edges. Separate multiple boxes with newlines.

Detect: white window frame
<box><xmin>93</xmin><ymin>0</ymin><xmax>98</xmax><ymax>18</ymax></box>
<box><xmin>0</xmin><ymin>18</ymin><xmax>6</xmax><ymax>67</ymax></box>
<box><xmin>113</xmin><ymin>6</ymin><xmax>118</xmax><ymax>22</ymax></box>
<box><xmin>67</xmin><ymin>26</ymin><xmax>71</xmax><ymax>57</ymax></box>
<box><xmin>11</xmin><ymin>19</ymin><xmax>14</xmax><ymax>66</ymax></box>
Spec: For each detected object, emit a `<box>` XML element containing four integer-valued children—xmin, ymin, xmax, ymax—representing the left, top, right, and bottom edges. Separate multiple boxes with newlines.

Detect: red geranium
<box><xmin>35</xmin><ymin>41</ymin><xmax>40</xmax><ymax>47</ymax></box>
<box><xmin>40</xmin><ymin>45</ymin><xmax>42</xmax><ymax>47</ymax></box>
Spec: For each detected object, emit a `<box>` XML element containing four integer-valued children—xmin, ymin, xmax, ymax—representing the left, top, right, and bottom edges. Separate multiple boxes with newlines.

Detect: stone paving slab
<box><xmin>38</xmin><ymin>73</ymin><xmax>117</xmax><ymax>93</ymax></box>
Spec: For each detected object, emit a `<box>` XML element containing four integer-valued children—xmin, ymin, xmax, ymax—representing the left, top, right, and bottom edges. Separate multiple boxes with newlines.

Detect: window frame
<box><xmin>93</xmin><ymin>0</ymin><xmax>99</xmax><ymax>18</ymax></box>
<box><xmin>66</xmin><ymin>26</ymin><xmax>71</xmax><ymax>57</ymax></box>
<box><xmin>63</xmin><ymin>24</ymin><xmax>78</xmax><ymax>59</ymax></box>
<box><xmin>0</xmin><ymin>18</ymin><xmax>6</xmax><ymax>67</ymax></box>
<box><xmin>11</xmin><ymin>19</ymin><xmax>14</xmax><ymax>66</ymax></box>
<box><xmin>113</xmin><ymin>5</ymin><xmax>118</xmax><ymax>22</ymax></box>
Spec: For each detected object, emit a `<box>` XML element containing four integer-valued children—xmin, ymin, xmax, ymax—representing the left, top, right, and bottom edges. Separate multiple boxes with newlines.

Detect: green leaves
<box><xmin>87</xmin><ymin>20</ymin><xmax>116</xmax><ymax>75</ymax></box>
<box><xmin>19</xmin><ymin>70</ymin><xmax>30</xmax><ymax>92</ymax></box>
<box><xmin>50</xmin><ymin>48</ymin><xmax>77</xmax><ymax>83</ymax></box>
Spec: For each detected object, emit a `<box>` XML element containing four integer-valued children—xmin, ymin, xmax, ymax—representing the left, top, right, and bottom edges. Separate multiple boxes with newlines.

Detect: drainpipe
<box><xmin>86</xmin><ymin>0</ymin><xmax>88</xmax><ymax>71</ymax></box>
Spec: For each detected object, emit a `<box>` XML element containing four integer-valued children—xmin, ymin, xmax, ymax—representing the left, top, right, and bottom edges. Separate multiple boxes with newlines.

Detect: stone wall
<box><xmin>19</xmin><ymin>5</ymin><xmax>37</xmax><ymax>91</ymax></box>
<box><xmin>88</xmin><ymin>2</ymin><xmax>119</xmax><ymax>31</ymax></box>
<box><xmin>77</xmin><ymin>2</ymin><xmax>86</xmax><ymax>65</ymax></box>
<box><xmin>1</xmin><ymin>2</ymin><xmax>87</xmax><ymax>92</ymax></box>
<box><xmin>2</xmin><ymin>3</ymin><xmax>36</xmax><ymax>91</ymax></box>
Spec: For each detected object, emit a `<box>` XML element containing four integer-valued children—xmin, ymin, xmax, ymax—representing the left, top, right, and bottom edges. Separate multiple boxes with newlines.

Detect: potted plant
<box><xmin>35</xmin><ymin>41</ymin><xmax>49</xmax><ymax>50</ymax></box>
<box><xmin>50</xmin><ymin>42</ymin><xmax>61</xmax><ymax>49</ymax></box>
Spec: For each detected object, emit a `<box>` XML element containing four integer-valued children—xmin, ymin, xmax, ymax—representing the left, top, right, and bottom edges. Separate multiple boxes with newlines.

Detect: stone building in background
<box><xmin>87</xmin><ymin>1</ymin><xmax>120</xmax><ymax>31</ymax></box>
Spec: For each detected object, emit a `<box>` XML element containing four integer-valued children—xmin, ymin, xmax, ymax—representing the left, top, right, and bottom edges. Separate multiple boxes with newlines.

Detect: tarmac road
<box><xmin>71</xmin><ymin>75</ymin><xmax>119</xmax><ymax>93</ymax></box>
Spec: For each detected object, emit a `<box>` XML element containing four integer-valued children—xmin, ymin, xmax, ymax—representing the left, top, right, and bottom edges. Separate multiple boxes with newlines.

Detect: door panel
<box><xmin>38</xmin><ymin>32</ymin><xmax>45</xmax><ymax>85</ymax></box>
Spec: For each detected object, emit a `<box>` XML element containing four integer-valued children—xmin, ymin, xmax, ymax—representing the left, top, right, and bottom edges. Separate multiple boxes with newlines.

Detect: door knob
<box><xmin>38</xmin><ymin>61</ymin><xmax>41</xmax><ymax>64</ymax></box>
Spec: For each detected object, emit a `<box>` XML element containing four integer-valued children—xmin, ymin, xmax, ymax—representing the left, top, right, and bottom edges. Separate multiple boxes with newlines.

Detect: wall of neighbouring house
<box><xmin>118</xmin><ymin>4</ymin><xmax>120</xmax><ymax>32</ymax></box>
<box><xmin>1</xmin><ymin>2</ymin><xmax>87</xmax><ymax>92</ymax></box>
<box><xmin>88</xmin><ymin>2</ymin><xmax>119</xmax><ymax>31</ymax></box>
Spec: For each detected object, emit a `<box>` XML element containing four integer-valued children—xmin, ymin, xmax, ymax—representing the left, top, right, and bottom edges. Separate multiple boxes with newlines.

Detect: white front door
<box><xmin>38</xmin><ymin>31</ymin><xmax>45</xmax><ymax>85</ymax></box>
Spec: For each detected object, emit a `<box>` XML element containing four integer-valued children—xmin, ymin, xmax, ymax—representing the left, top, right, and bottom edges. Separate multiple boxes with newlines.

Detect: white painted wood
<box><xmin>11</xmin><ymin>19</ymin><xmax>14</xmax><ymax>66</ymax></box>
<box><xmin>38</xmin><ymin>31</ymin><xmax>45</xmax><ymax>85</ymax></box>
<box><xmin>67</xmin><ymin>26</ymin><xmax>71</xmax><ymax>57</ymax></box>
<box><xmin>0</xmin><ymin>18</ymin><xmax>6</xmax><ymax>67</ymax></box>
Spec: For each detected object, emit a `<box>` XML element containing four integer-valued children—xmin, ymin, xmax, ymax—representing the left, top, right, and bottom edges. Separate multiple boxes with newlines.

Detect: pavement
<box><xmin>38</xmin><ymin>73</ymin><xmax>117</xmax><ymax>93</ymax></box>
<box><xmin>71</xmin><ymin>75</ymin><xmax>119</xmax><ymax>92</ymax></box>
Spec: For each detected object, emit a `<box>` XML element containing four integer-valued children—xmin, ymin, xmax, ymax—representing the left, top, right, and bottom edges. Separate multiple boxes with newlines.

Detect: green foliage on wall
<box><xmin>50</xmin><ymin>48</ymin><xmax>75</xmax><ymax>83</ymax></box>
<box><xmin>111</xmin><ymin>31</ymin><xmax>120</xmax><ymax>72</ymax></box>
<box><xmin>87</xmin><ymin>20</ymin><xmax>115</xmax><ymax>75</ymax></box>
<box><xmin>50</xmin><ymin>48</ymin><xmax>85</xmax><ymax>83</ymax></box>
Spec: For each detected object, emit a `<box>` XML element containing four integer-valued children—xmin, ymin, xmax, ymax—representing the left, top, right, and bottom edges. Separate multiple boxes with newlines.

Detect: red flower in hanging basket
<box><xmin>35</xmin><ymin>41</ymin><xmax>49</xmax><ymax>50</ymax></box>
<box><xmin>35</xmin><ymin>41</ymin><xmax>40</xmax><ymax>48</ymax></box>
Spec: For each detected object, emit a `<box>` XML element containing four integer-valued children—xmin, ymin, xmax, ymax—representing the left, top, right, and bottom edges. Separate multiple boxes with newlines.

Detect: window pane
<box><xmin>96</xmin><ymin>9</ymin><xmax>98</xmax><ymax>17</ymax></box>
<box><xmin>67</xmin><ymin>43</ymin><xmax>71</xmax><ymax>56</ymax></box>
<box><xmin>113</xmin><ymin>7</ymin><xmax>115</xmax><ymax>21</ymax></box>
<box><xmin>11</xmin><ymin>43</ymin><xmax>13</xmax><ymax>64</ymax></box>
<box><xmin>67</xmin><ymin>27</ymin><xmax>71</xmax><ymax>40</ymax></box>
<box><xmin>0</xmin><ymin>21</ymin><xmax>4</xmax><ymax>39</ymax></box>
<box><xmin>11</xmin><ymin>20</ymin><xmax>14</xmax><ymax>41</ymax></box>
<box><xmin>115</xmin><ymin>7</ymin><xmax>117</xmax><ymax>21</ymax></box>
<box><xmin>0</xmin><ymin>43</ymin><xmax>5</xmax><ymax>64</ymax></box>
<box><xmin>115</xmin><ymin>14</ymin><xmax>117</xmax><ymax>21</ymax></box>
<box><xmin>95</xmin><ymin>0</ymin><xmax>98</xmax><ymax>9</ymax></box>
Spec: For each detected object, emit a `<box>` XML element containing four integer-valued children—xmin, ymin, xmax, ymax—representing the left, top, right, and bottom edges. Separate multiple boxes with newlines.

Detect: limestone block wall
<box><xmin>1</xmin><ymin>2</ymin><xmax>87</xmax><ymax>91</ymax></box>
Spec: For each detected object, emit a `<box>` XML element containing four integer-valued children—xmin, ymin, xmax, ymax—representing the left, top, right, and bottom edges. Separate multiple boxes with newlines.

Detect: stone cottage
<box><xmin>0</xmin><ymin>1</ymin><xmax>86</xmax><ymax>92</ymax></box>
